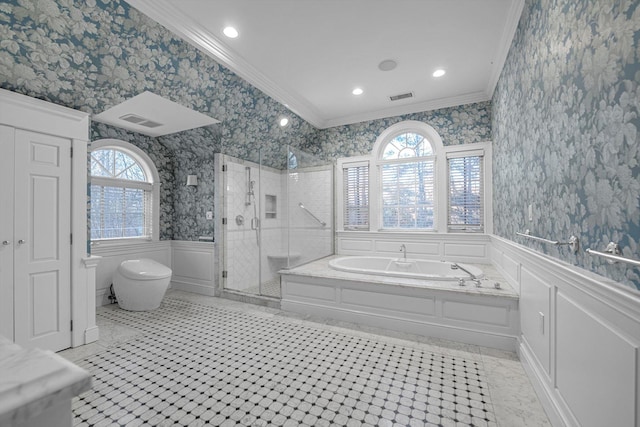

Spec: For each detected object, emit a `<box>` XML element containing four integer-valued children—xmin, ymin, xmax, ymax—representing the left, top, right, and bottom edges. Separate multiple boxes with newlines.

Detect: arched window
<box><xmin>337</xmin><ymin>120</ymin><xmax>489</xmax><ymax>233</ymax></box>
<box><xmin>377</xmin><ymin>129</ymin><xmax>437</xmax><ymax>229</ymax></box>
<box><xmin>90</xmin><ymin>139</ymin><xmax>159</xmax><ymax>241</ymax></box>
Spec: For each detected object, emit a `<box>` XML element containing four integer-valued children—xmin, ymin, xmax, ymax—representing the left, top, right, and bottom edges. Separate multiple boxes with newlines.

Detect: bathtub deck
<box><xmin>281</xmin><ymin>256</ymin><xmax>519</xmax><ymax>351</ymax></box>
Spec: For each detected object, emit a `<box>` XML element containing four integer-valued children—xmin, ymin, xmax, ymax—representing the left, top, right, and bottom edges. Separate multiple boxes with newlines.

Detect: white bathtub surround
<box><xmin>0</xmin><ymin>335</ymin><xmax>91</xmax><ymax>427</ymax></box>
<box><xmin>281</xmin><ymin>256</ymin><xmax>519</xmax><ymax>351</ymax></box>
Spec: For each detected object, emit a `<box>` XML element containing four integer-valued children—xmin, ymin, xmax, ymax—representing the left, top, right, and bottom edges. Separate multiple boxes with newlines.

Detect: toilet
<box><xmin>113</xmin><ymin>259</ymin><xmax>172</xmax><ymax>311</ymax></box>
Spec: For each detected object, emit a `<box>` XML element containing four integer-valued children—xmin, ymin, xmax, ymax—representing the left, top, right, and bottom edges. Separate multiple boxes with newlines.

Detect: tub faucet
<box><xmin>451</xmin><ymin>263</ymin><xmax>481</xmax><ymax>287</ymax></box>
<box><xmin>399</xmin><ymin>244</ymin><xmax>407</xmax><ymax>260</ymax></box>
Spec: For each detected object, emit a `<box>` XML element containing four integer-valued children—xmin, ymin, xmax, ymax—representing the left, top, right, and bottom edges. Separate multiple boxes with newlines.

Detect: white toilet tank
<box><xmin>113</xmin><ymin>259</ymin><xmax>172</xmax><ymax>311</ymax></box>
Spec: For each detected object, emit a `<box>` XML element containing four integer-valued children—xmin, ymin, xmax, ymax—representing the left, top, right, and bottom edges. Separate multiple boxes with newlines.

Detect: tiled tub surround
<box><xmin>60</xmin><ymin>290</ymin><xmax>549</xmax><ymax>427</ymax></box>
<box><xmin>282</xmin><ymin>257</ymin><xmax>519</xmax><ymax>352</ymax></box>
<box><xmin>0</xmin><ymin>335</ymin><xmax>91</xmax><ymax>427</ymax></box>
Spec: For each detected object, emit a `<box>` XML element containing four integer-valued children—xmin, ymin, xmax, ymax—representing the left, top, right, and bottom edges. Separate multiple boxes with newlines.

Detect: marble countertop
<box><xmin>0</xmin><ymin>336</ymin><xmax>92</xmax><ymax>427</ymax></box>
<box><xmin>282</xmin><ymin>255</ymin><xmax>518</xmax><ymax>299</ymax></box>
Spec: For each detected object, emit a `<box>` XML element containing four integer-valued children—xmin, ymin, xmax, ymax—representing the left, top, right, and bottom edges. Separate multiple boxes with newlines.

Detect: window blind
<box><xmin>447</xmin><ymin>155</ymin><xmax>483</xmax><ymax>231</ymax></box>
<box><xmin>381</xmin><ymin>160</ymin><xmax>435</xmax><ymax>229</ymax></box>
<box><xmin>343</xmin><ymin>163</ymin><xmax>369</xmax><ymax>230</ymax></box>
<box><xmin>90</xmin><ymin>184</ymin><xmax>150</xmax><ymax>239</ymax></box>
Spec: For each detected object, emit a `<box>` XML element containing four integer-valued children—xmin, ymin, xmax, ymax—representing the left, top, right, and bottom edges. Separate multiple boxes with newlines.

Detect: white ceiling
<box><xmin>126</xmin><ymin>0</ymin><xmax>524</xmax><ymax>129</ymax></box>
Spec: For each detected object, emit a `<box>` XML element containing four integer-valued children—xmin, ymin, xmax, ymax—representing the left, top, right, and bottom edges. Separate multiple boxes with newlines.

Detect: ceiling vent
<box><xmin>119</xmin><ymin>114</ymin><xmax>163</xmax><ymax>128</ymax></box>
<box><xmin>389</xmin><ymin>92</ymin><xmax>413</xmax><ymax>102</ymax></box>
<box><xmin>92</xmin><ymin>91</ymin><xmax>220</xmax><ymax>137</ymax></box>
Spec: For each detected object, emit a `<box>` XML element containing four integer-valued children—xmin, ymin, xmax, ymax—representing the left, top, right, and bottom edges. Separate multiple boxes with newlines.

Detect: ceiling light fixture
<box><xmin>352</xmin><ymin>88</ymin><xmax>364</xmax><ymax>96</ymax></box>
<box><xmin>279</xmin><ymin>117</ymin><xmax>289</xmax><ymax>127</ymax></box>
<box><xmin>432</xmin><ymin>69</ymin><xmax>446</xmax><ymax>77</ymax></box>
<box><xmin>223</xmin><ymin>26</ymin><xmax>239</xmax><ymax>38</ymax></box>
<box><xmin>378</xmin><ymin>60</ymin><xmax>397</xmax><ymax>71</ymax></box>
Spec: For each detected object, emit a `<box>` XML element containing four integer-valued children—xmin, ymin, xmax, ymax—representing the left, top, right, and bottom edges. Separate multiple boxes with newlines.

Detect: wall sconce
<box><xmin>186</xmin><ymin>175</ymin><xmax>198</xmax><ymax>186</ymax></box>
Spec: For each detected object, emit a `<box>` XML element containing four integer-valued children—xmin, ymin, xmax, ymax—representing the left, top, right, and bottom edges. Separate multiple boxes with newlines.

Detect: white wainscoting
<box><xmin>91</xmin><ymin>241</ymin><xmax>171</xmax><ymax>306</ymax></box>
<box><xmin>337</xmin><ymin>232</ymin><xmax>491</xmax><ymax>263</ymax></box>
<box><xmin>491</xmin><ymin>235</ymin><xmax>640</xmax><ymax>427</ymax></box>
<box><xmin>170</xmin><ymin>241</ymin><xmax>216</xmax><ymax>296</ymax></box>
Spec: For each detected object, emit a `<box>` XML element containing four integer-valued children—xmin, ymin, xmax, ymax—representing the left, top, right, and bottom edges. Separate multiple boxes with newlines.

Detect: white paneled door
<box><xmin>13</xmin><ymin>130</ymin><xmax>72</xmax><ymax>351</ymax></box>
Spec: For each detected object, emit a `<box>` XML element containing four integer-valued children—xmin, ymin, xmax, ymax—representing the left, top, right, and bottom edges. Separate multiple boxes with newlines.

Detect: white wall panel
<box><xmin>556</xmin><ymin>292</ymin><xmax>637</xmax><ymax>427</ymax></box>
<box><xmin>520</xmin><ymin>266</ymin><xmax>551</xmax><ymax>374</ymax></box>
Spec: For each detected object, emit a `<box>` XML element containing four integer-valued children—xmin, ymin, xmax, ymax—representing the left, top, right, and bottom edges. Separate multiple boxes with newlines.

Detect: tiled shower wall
<box><xmin>221</xmin><ymin>155</ymin><xmax>333</xmax><ymax>293</ymax></box>
<box><xmin>288</xmin><ymin>166</ymin><xmax>334</xmax><ymax>266</ymax></box>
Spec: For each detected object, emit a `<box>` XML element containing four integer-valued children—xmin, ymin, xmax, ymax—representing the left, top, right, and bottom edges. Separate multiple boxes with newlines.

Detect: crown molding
<box><xmin>321</xmin><ymin>91</ymin><xmax>490</xmax><ymax>129</ymax></box>
<box><xmin>484</xmin><ymin>0</ymin><xmax>525</xmax><ymax>98</ymax></box>
<box><xmin>125</xmin><ymin>0</ymin><xmax>520</xmax><ymax>131</ymax></box>
<box><xmin>124</xmin><ymin>0</ymin><xmax>326</xmax><ymax>129</ymax></box>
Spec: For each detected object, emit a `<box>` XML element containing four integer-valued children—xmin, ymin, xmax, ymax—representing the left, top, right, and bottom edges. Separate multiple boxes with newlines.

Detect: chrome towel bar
<box><xmin>586</xmin><ymin>242</ymin><xmax>640</xmax><ymax>267</ymax></box>
<box><xmin>516</xmin><ymin>230</ymin><xmax>579</xmax><ymax>253</ymax></box>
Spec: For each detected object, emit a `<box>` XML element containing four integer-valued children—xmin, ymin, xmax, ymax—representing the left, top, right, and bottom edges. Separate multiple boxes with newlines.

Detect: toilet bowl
<box><xmin>113</xmin><ymin>259</ymin><xmax>172</xmax><ymax>311</ymax></box>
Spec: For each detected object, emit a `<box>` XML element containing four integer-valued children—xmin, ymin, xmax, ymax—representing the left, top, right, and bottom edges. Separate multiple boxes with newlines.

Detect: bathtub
<box><xmin>281</xmin><ymin>256</ymin><xmax>519</xmax><ymax>351</ymax></box>
<box><xmin>329</xmin><ymin>256</ymin><xmax>484</xmax><ymax>281</ymax></box>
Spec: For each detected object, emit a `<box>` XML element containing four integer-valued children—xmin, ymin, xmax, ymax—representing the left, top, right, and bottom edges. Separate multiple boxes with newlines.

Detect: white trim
<box><xmin>90</xmin><ymin>139</ymin><xmax>160</xmax><ymax>241</ymax></box>
<box><xmin>484</xmin><ymin>0</ymin><xmax>525</xmax><ymax>99</ymax></box>
<box><xmin>336</xmin><ymin>121</ymin><xmax>491</xmax><ymax>234</ymax></box>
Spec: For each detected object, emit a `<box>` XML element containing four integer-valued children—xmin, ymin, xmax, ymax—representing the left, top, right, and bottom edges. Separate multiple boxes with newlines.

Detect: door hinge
<box><xmin>222</xmin><ymin>164</ymin><xmax>227</xmax><ymax>172</ymax></box>
<box><xmin>70</xmin><ymin>147</ymin><xmax>73</xmax><ymax>157</ymax></box>
<box><xmin>222</xmin><ymin>270</ymin><xmax>227</xmax><ymax>278</ymax></box>
<box><xmin>222</xmin><ymin>218</ymin><xmax>227</xmax><ymax>225</ymax></box>
<box><xmin>70</xmin><ymin>233</ymin><xmax>73</xmax><ymax>245</ymax></box>
<box><xmin>70</xmin><ymin>320</ymin><xmax>73</xmax><ymax>331</ymax></box>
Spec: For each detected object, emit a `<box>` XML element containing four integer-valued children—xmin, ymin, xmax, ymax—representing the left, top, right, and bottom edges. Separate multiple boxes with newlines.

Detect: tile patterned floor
<box><xmin>63</xmin><ymin>291</ymin><xmax>550</xmax><ymax>427</ymax></box>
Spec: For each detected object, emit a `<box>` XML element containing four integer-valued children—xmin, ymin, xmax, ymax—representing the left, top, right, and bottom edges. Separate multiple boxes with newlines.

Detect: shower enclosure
<box><xmin>214</xmin><ymin>146</ymin><xmax>333</xmax><ymax>298</ymax></box>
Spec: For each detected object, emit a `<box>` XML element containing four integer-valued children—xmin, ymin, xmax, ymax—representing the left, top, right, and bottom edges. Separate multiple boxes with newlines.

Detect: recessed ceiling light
<box><xmin>432</xmin><ymin>69</ymin><xmax>446</xmax><ymax>77</ymax></box>
<box><xmin>223</xmin><ymin>26</ymin><xmax>239</xmax><ymax>38</ymax></box>
<box><xmin>279</xmin><ymin>117</ymin><xmax>289</xmax><ymax>127</ymax></box>
<box><xmin>378</xmin><ymin>60</ymin><xmax>397</xmax><ymax>71</ymax></box>
<box><xmin>352</xmin><ymin>88</ymin><xmax>364</xmax><ymax>96</ymax></box>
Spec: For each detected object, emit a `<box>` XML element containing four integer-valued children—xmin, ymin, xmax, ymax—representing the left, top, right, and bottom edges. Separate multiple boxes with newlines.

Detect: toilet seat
<box><xmin>118</xmin><ymin>259</ymin><xmax>172</xmax><ymax>280</ymax></box>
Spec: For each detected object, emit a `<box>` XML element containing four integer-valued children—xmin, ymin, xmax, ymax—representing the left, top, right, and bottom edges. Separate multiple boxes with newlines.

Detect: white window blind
<box><xmin>90</xmin><ymin>147</ymin><xmax>153</xmax><ymax>240</ymax></box>
<box><xmin>448</xmin><ymin>154</ymin><xmax>483</xmax><ymax>231</ymax></box>
<box><xmin>343</xmin><ymin>162</ymin><xmax>369</xmax><ymax>230</ymax></box>
<box><xmin>381</xmin><ymin>160</ymin><xmax>435</xmax><ymax>229</ymax></box>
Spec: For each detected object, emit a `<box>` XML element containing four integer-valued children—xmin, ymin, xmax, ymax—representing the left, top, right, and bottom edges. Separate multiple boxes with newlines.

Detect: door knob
<box><xmin>18</xmin><ymin>239</ymin><xmax>26</xmax><ymax>245</ymax></box>
<box><xmin>2</xmin><ymin>240</ymin><xmax>9</xmax><ymax>245</ymax></box>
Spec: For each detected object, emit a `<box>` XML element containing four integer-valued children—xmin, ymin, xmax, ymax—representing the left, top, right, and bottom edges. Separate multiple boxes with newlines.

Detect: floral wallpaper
<box><xmin>492</xmin><ymin>0</ymin><xmax>640</xmax><ymax>290</ymax></box>
<box><xmin>0</xmin><ymin>0</ymin><xmax>317</xmax><ymax>242</ymax></box>
<box><xmin>304</xmin><ymin>102</ymin><xmax>492</xmax><ymax>158</ymax></box>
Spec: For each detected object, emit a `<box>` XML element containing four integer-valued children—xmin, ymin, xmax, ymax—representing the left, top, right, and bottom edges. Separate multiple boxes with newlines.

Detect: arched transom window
<box><xmin>90</xmin><ymin>139</ymin><xmax>159</xmax><ymax>241</ymax></box>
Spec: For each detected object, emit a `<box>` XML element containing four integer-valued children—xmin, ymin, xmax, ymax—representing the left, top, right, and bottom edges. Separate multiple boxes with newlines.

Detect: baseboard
<box><xmin>170</xmin><ymin>281</ymin><xmax>216</xmax><ymax>296</ymax></box>
<box><xmin>519</xmin><ymin>341</ymin><xmax>568</xmax><ymax>427</ymax></box>
<box><xmin>84</xmin><ymin>326</ymin><xmax>100</xmax><ymax>344</ymax></box>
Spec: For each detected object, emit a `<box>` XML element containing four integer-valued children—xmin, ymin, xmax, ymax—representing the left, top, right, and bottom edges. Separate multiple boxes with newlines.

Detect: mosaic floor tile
<box><xmin>74</xmin><ymin>298</ymin><xmax>501</xmax><ymax>426</ymax></box>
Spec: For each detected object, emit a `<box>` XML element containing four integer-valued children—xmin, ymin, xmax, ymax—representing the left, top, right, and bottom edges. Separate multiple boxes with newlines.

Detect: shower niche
<box><xmin>214</xmin><ymin>148</ymin><xmax>333</xmax><ymax>299</ymax></box>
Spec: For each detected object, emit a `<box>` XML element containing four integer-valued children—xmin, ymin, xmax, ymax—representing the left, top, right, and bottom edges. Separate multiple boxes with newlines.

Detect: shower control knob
<box><xmin>2</xmin><ymin>240</ymin><xmax>9</xmax><ymax>245</ymax></box>
<box><xmin>18</xmin><ymin>239</ymin><xmax>26</xmax><ymax>245</ymax></box>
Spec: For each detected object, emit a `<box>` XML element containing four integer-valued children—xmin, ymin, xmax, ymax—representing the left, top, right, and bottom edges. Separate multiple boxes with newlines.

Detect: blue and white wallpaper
<box><xmin>492</xmin><ymin>0</ymin><xmax>640</xmax><ymax>290</ymax></box>
<box><xmin>305</xmin><ymin>102</ymin><xmax>492</xmax><ymax>158</ymax></box>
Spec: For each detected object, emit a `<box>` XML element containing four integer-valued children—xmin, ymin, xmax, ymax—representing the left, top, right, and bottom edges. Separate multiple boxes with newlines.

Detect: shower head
<box><xmin>298</xmin><ymin>202</ymin><xmax>304</xmax><ymax>208</ymax></box>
